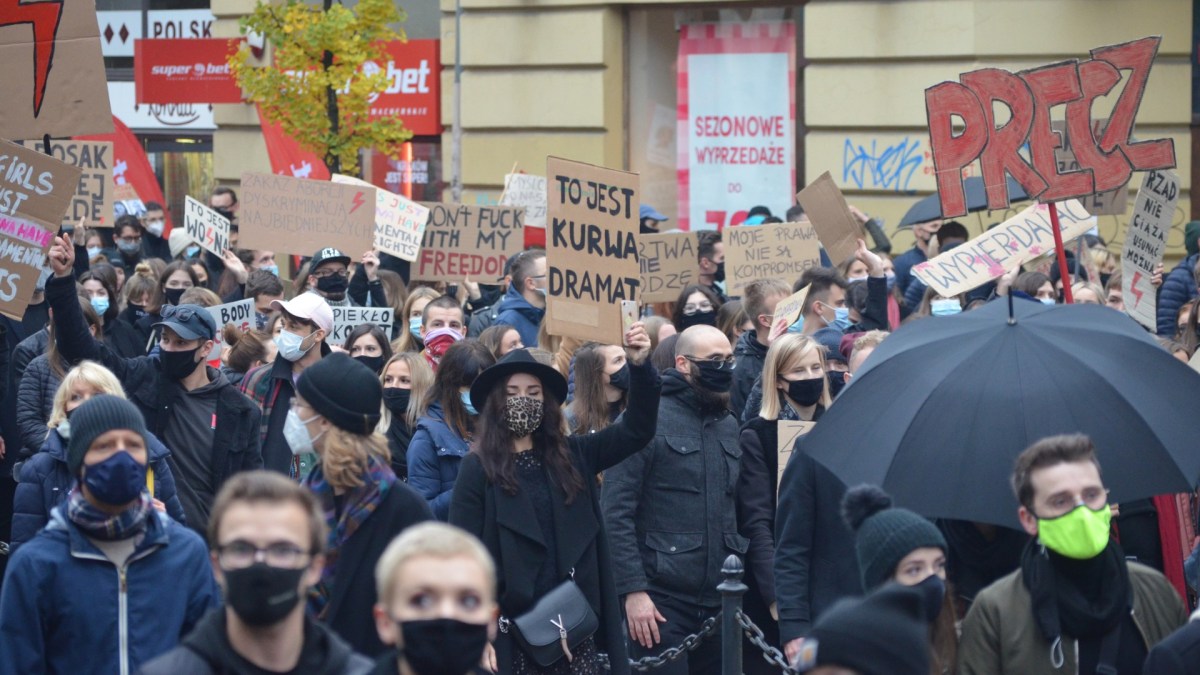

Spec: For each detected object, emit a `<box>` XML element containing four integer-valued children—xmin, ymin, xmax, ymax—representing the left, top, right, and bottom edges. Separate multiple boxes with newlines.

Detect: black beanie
<box><xmin>797</xmin><ymin>584</ymin><xmax>930</xmax><ymax>675</ymax></box>
<box><xmin>296</xmin><ymin>353</ymin><xmax>382</xmax><ymax>435</ymax></box>
<box><xmin>67</xmin><ymin>395</ymin><xmax>148</xmax><ymax>475</ymax></box>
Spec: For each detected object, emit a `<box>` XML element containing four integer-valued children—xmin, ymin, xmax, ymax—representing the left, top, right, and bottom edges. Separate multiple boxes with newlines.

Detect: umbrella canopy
<box><xmin>898</xmin><ymin>177</ymin><xmax>1031</xmax><ymax>227</ymax></box>
<box><xmin>802</xmin><ymin>298</ymin><xmax>1200</xmax><ymax>528</ymax></box>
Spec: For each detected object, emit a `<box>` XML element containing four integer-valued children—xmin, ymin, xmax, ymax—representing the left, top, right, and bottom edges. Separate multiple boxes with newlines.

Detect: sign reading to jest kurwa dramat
<box><xmin>238</xmin><ymin>172</ymin><xmax>376</xmax><ymax>255</ymax></box>
<box><xmin>413</xmin><ymin>204</ymin><xmax>524</xmax><ymax>282</ymax></box>
<box><xmin>331</xmin><ymin>174</ymin><xmax>429</xmax><ymax>263</ymax></box>
<box><xmin>926</xmin><ymin>36</ymin><xmax>1174</xmax><ymax>218</ymax></box>
<box><xmin>912</xmin><ymin>200</ymin><xmax>1093</xmax><ymax>298</ymax></box>
<box><xmin>546</xmin><ymin>157</ymin><xmax>640</xmax><ymax>344</ymax></box>
<box><xmin>184</xmin><ymin>196</ymin><xmax>231</xmax><ymax>256</ymax></box>
<box><xmin>0</xmin><ymin>139</ymin><xmax>83</xmax><ymax>229</ymax></box>
<box><xmin>24</xmin><ymin>140</ymin><xmax>114</xmax><ymax>228</ymax></box>
<box><xmin>724</xmin><ymin>221</ymin><xmax>821</xmax><ymax>296</ymax></box>
<box><xmin>638</xmin><ymin>232</ymin><xmax>696</xmax><ymax>302</ymax></box>
<box><xmin>1121</xmin><ymin>170</ymin><xmax>1177</xmax><ymax>331</ymax></box>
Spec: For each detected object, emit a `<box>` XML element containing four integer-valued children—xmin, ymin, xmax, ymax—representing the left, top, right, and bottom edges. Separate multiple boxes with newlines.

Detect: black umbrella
<box><xmin>802</xmin><ymin>299</ymin><xmax>1200</xmax><ymax>528</ymax></box>
<box><xmin>898</xmin><ymin>177</ymin><xmax>1031</xmax><ymax>227</ymax></box>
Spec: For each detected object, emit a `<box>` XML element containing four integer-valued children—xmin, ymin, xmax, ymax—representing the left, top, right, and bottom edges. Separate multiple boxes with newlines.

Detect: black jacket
<box><xmin>137</xmin><ymin>609</ymin><xmax>374</xmax><ymax>675</ymax></box>
<box><xmin>449</xmin><ymin>358</ymin><xmax>661</xmax><ymax>675</ymax></box>
<box><xmin>1144</xmin><ymin>615</ymin><xmax>1200</xmax><ymax>675</ymax></box>
<box><xmin>731</xmin><ymin>330</ymin><xmax>768</xmax><ymax>418</ymax></box>
<box><xmin>15</xmin><ymin>353</ymin><xmax>60</xmax><ymax>457</ymax></box>
<box><xmin>773</xmin><ymin>435</ymin><xmax>863</xmax><ymax>643</ymax></box>
<box><xmin>602</xmin><ymin>369</ymin><xmax>746</xmax><ymax>609</ymax></box>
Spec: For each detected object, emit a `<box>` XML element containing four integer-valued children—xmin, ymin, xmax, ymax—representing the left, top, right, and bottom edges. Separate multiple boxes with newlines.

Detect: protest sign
<box><xmin>238</xmin><ymin>172</ymin><xmax>376</xmax><ymax>255</ymax></box>
<box><xmin>113</xmin><ymin>182</ymin><xmax>147</xmax><ymax>219</ymax></box>
<box><xmin>546</xmin><ymin>157</ymin><xmax>640</xmax><ymax>344</ymax></box>
<box><xmin>1</xmin><ymin>0</ymin><xmax>113</xmax><ymax>139</ymax></box>
<box><xmin>926</xmin><ymin>37</ymin><xmax>1174</xmax><ymax>218</ymax></box>
<box><xmin>24</xmin><ymin>140</ymin><xmax>114</xmax><ymax>228</ymax></box>
<box><xmin>912</xmin><ymin>200</ymin><xmax>1093</xmax><ymax>298</ymax></box>
<box><xmin>330</xmin><ymin>307</ymin><xmax>394</xmax><ymax>343</ymax></box>
<box><xmin>724</xmin><ymin>221</ymin><xmax>821</xmax><ymax>296</ymax></box>
<box><xmin>637</xmin><ymin>232</ymin><xmax>696</xmax><ymax>302</ymax></box>
<box><xmin>0</xmin><ymin>139</ymin><xmax>83</xmax><ymax>229</ymax></box>
<box><xmin>184</xmin><ymin>196</ymin><xmax>231</xmax><ymax>256</ymax></box>
<box><xmin>777</xmin><ymin>420</ymin><xmax>816</xmax><ymax>496</ymax></box>
<box><xmin>772</xmin><ymin>287</ymin><xmax>810</xmax><ymax>333</ymax></box>
<box><xmin>1121</xmin><ymin>170</ymin><xmax>1177</xmax><ymax>330</ymax></box>
<box><xmin>205</xmin><ymin>299</ymin><xmax>254</xmax><ymax>360</ymax></box>
<box><xmin>795</xmin><ymin>172</ymin><xmax>863</xmax><ymax>264</ymax></box>
<box><xmin>1053</xmin><ymin>119</ymin><xmax>1127</xmax><ymax>216</ymax></box>
<box><xmin>414</xmin><ymin>203</ymin><xmax>524</xmax><ymax>282</ymax></box>
<box><xmin>332</xmin><ymin>174</ymin><xmax>429</xmax><ymax>262</ymax></box>
<box><xmin>0</xmin><ymin>215</ymin><xmax>55</xmax><ymax>319</ymax></box>
<box><xmin>500</xmin><ymin>173</ymin><xmax>547</xmax><ymax>229</ymax></box>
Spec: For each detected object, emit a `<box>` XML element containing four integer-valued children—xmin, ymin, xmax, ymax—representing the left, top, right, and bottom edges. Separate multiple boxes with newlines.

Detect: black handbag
<box><xmin>508</xmin><ymin>577</ymin><xmax>599</xmax><ymax>667</ymax></box>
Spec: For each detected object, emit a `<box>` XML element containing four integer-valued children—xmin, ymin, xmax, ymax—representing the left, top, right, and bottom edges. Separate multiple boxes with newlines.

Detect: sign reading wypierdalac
<box><xmin>913</xmin><ymin>200</ymin><xmax>1093</xmax><ymax>298</ymax></box>
<box><xmin>1121</xmin><ymin>170</ymin><xmax>1177</xmax><ymax>331</ymax></box>
<box><xmin>546</xmin><ymin>157</ymin><xmax>640</xmax><ymax>344</ymax></box>
<box><xmin>925</xmin><ymin>37</ymin><xmax>1175</xmax><ymax>218</ymax></box>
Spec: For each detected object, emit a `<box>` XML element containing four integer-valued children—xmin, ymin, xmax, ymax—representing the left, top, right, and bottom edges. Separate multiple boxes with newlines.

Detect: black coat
<box><xmin>1144</xmin><ymin>617</ymin><xmax>1200</xmax><ymax>674</ymax></box>
<box><xmin>323</xmin><ymin>481</ymin><xmax>432</xmax><ymax>658</ymax></box>
<box><xmin>449</xmin><ymin>359</ymin><xmax>661</xmax><ymax>675</ymax></box>
<box><xmin>773</xmin><ymin>436</ymin><xmax>863</xmax><ymax>643</ymax></box>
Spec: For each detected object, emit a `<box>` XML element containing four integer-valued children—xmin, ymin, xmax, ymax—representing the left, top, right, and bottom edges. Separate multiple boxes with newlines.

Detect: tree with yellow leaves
<box><xmin>230</xmin><ymin>0</ymin><xmax>413</xmax><ymax>175</ymax></box>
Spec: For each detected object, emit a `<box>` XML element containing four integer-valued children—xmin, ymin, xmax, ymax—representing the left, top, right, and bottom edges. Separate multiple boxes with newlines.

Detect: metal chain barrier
<box><xmin>596</xmin><ymin>614</ymin><xmax>721</xmax><ymax>671</ymax></box>
<box><xmin>735</xmin><ymin>609</ymin><xmax>798</xmax><ymax>674</ymax></box>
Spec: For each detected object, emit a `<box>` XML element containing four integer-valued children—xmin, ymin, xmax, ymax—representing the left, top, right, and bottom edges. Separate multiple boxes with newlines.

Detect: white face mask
<box><xmin>146</xmin><ymin>221</ymin><xmax>165</xmax><ymax>238</ymax></box>
<box><xmin>284</xmin><ymin>408</ymin><xmax>324</xmax><ymax>455</ymax></box>
<box><xmin>275</xmin><ymin>329</ymin><xmax>315</xmax><ymax>362</ymax></box>
<box><xmin>57</xmin><ymin>419</ymin><xmax>72</xmax><ymax>440</ymax></box>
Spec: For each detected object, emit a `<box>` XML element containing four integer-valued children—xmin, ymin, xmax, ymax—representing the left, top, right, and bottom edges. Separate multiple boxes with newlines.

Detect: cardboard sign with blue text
<box><xmin>1121</xmin><ymin>170</ymin><xmax>1177</xmax><ymax>331</ymax></box>
<box><xmin>330</xmin><ymin>306</ymin><xmax>394</xmax><ymax>343</ymax></box>
<box><xmin>546</xmin><ymin>157</ymin><xmax>640</xmax><ymax>344</ymax></box>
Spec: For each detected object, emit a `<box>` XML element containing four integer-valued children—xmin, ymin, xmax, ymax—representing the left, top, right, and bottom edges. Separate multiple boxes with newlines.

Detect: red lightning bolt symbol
<box><xmin>349</xmin><ymin>191</ymin><xmax>366</xmax><ymax>214</ymax></box>
<box><xmin>1130</xmin><ymin>271</ymin><xmax>1145</xmax><ymax>307</ymax></box>
<box><xmin>0</xmin><ymin>0</ymin><xmax>64</xmax><ymax>117</ymax></box>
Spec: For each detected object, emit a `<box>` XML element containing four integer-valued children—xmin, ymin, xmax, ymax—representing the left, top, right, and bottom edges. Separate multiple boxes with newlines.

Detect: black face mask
<box><xmin>159</xmin><ymin>346</ymin><xmax>203</xmax><ymax>381</ymax></box>
<box><xmin>828</xmin><ymin>371</ymin><xmax>847</xmax><ymax>398</ymax></box>
<box><xmin>677</xmin><ymin>310</ymin><xmax>717</xmax><ymax>331</ymax></box>
<box><xmin>127</xmin><ymin>302</ymin><xmax>147</xmax><ymax>319</ymax></box>
<box><xmin>1099</xmin><ymin>272</ymin><xmax>1112</xmax><ymax>289</ymax></box>
<box><xmin>354</xmin><ymin>354</ymin><xmax>385</xmax><ymax>374</ymax></box>
<box><xmin>222</xmin><ymin>563</ymin><xmax>307</xmax><ymax>627</ymax></box>
<box><xmin>785</xmin><ymin>377</ymin><xmax>824</xmax><ymax>407</ymax></box>
<box><xmin>916</xmin><ymin>574</ymin><xmax>946</xmax><ymax>623</ymax></box>
<box><xmin>383</xmin><ymin>387</ymin><xmax>411</xmax><ymax>414</ymax></box>
<box><xmin>692</xmin><ymin>360</ymin><xmax>734</xmax><ymax>393</ymax></box>
<box><xmin>399</xmin><ymin>618</ymin><xmax>490</xmax><ymax>675</ymax></box>
<box><xmin>640</xmin><ymin>219</ymin><xmax>660</xmax><ymax>234</ymax></box>
<box><xmin>316</xmin><ymin>274</ymin><xmax>349</xmax><ymax>296</ymax></box>
<box><xmin>607</xmin><ymin>363</ymin><xmax>631</xmax><ymax>392</ymax></box>
<box><xmin>163</xmin><ymin>287</ymin><xmax>185</xmax><ymax>306</ymax></box>
<box><xmin>713</xmin><ymin>261</ymin><xmax>726</xmax><ymax>283</ymax></box>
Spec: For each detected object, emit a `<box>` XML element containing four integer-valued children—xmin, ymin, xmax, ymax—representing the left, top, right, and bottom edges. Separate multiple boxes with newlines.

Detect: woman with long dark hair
<box><xmin>565</xmin><ymin>341</ymin><xmax>629</xmax><ymax>435</ymax></box>
<box><xmin>449</xmin><ymin>322</ymin><xmax>659</xmax><ymax>674</ymax></box>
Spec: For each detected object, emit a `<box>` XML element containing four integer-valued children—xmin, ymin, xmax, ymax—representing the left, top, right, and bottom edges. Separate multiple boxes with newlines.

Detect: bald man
<box><xmin>602</xmin><ymin>325</ymin><xmax>741</xmax><ymax>674</ymax></box>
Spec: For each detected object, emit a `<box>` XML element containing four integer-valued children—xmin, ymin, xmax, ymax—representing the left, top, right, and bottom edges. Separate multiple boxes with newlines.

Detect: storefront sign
<box><xmin>677</xmin><ymin>22</ymin><xmax>796</xmax><ymax>231</ymax></box>
<box><xmin>135</xmin><ymin>39</ymin><xmax>242</xmax><ymax>104</ymax></box>
<box><xmin>146</xmin><ymin>9</ymin><xmax>214</xmax><ymax>39</ymax></box>
<box><xmin>362</xmin><ymin>40</ymin><xmax>442</xmax><ymax>136</ymax></box>
<box><xmin>97</xmin><ymin>11</ymin><xmax>143</xmax><ymax>57</ymax></box>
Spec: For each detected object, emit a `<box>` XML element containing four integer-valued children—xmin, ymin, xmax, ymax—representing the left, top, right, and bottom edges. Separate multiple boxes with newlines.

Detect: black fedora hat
<box><xmin>470</xmin><ymin>348</ymin><xmax>568</xmax><ymax>411</ymax></box>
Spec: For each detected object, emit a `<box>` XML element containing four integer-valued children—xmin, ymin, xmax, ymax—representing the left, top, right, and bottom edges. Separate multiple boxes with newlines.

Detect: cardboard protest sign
<box><xmin>414</xmin><ymin>203</ymin><xmax>524</xmax><ymax>282</ymax></box>
<box><xmin>794</xmin><ymin>172</ymin><xmax>863</xmax><ymax>264</ymax></box>
<box><xmin>330</xmin><ymin>307</ymin><xmax>394</xmax><ymax>343</ymax></box>
<box><xmin>926</xmin><ymin>36</ymin><xmax>1174</xmax><ymax>218</ymax></box>
<box><xmin>184</xmin><ymin>196</ymin><xmax>231</xmax><ymax>256</ymax></box>
<box><xmin>1053</xmin><ymin>119</ymin><xmax>1127</xmax><ymax>216</ymax></box>
<box><xmin>500</xmin><ymin>173</ymin><xmax>547</xmax><ymax>229</ymax></box>
<box><xmin>0</xmin><ymin>215</ymin><xmax>55</xmax><ymax>319</ymax></box>
<box><xmin>24</xmin><ymin>141</ymin><xmax>113</xmax><ymax>228</ymax></box>
<box><xmin>332</xmin><ymin>174</ymin><xmax>429</xmax><ymax>262</ymax></box>
<box><xmin>0</xmin><ymin>138</ymin><xmax>82</xmax><ymax>229</ymax></box>
<box><xmin>546</xmin><ymin>157</ymin><xmax>640</xmax><ymax>344</ymax></box>
<box><xmin>772</xmin><ymin>287</ymin><xmax>810</xmax><ymax>333</ymax></box>
<box><xmin>637</xmin><ymin>232</ymin><xmax>696</xmax><ymax>302</ymax></box>
<box><xmin>777</xmin><ymin>420</ymin><xmax>816</xmax><ymax>496</ymax></box>
<box><xmin>1</xmin><ymin>0</ymin><xmax>113</xmax><ymax>139</ymax></box>
<box><xmin>1121</xmin><ymin>170</ymin><xmax>1177</xmax><ymax>330</ymax></box>
<box><xmin>724</xmin><ymin>221</ymin><xmax>821</xmax><ymax>296</ymax></box>
<box><xmin>113</xmin><ymin>183</ymin><xmax>146</xmax><ymax>219</ymax></box>
<box><xmin>205</xmin><ymin>299</ymin><xmax>254</xmax><ymax>360</ymax></box>
<box><xmin>913</xmin><ymin>200</ymin><xmax>1093</xmax><ymax>298</ymax></box>
<box><xmin>238</xmin><ymin>172</ymin><xmax>376</xmax><ymax>255</ymax></box>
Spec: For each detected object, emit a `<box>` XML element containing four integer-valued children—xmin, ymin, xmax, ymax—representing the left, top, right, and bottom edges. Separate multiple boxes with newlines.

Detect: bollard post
<box><xmin>718</xmin><ymin>554</ymin><xmax>748</xmax><ymax>675</ymax></box>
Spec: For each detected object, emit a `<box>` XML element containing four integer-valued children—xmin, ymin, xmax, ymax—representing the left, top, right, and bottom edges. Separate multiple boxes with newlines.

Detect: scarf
<box><xmin>423</xmin><ymin>328</ymin><xmax>462</xmax><ymax>370</ymax></box>
<box><xmin>1022</xmin><ymin>539</ymin><xmax>1130</xmax><ymax>647</ymax></box>
<box><xmin>306</xmin><ymin>455</ymin><xmax>396</xmax><ymax>618</ymax></box>
<box><xmin>66</xmin><ymin>488</ymin><xmax>153</xmax><ymax>542</ymax></box>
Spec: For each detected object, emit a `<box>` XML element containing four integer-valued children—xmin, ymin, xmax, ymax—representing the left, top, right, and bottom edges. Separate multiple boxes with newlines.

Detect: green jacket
<box><xmin>958</xmin><ymin>561</ymin><xmax>1186</xmax><ymax>675</ymax></box>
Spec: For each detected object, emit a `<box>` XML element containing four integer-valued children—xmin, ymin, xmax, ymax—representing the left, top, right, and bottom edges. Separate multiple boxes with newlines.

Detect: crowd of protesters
<box><xmin>0</xmin><ymin>187</ymin><xmax>1198</xmax><ymax>675</ymax></box>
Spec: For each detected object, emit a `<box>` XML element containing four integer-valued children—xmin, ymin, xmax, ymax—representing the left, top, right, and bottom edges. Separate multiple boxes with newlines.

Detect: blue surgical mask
<box><xmin>86</xmin><ymin>246</ymin><xmax>103</xmax><ymax>260</ymax></box>
<box><xmin>787</xmin><ymin>316</ymin><xmax>805</xmax><ymax>334</ymax></box>
<box><xmin>831</xmin><ymin>306</ymin><xmax>852</xmax><ymax>332</ymax></box>
<box><xmin>185</xmin><ymin>245</ymin><xmax>200</xmax><ymax>258</ymax></box>
<box><xmin>117</xmin><ymin>240</ymin><xmax>141</xmax><ymax>254</ymax></box>
<box><xmin>409</xmin><ymin>316</ymin><xmax>423</xmax><ymax>340</ymax></box>
<box><xmin>460</xmin><ymin>390</ymin><xmax>477</xmax><ymax>416</ymax></box>
<box><xmin>930</xmin><ymin>298</ymin><xmax>962</xmax><ymax>317</ymax></box>
<box><xmin>1040</xmin><ymin>298</ymin><xmax>1056</xmax><ymax>306</ymax></box>
<box><xmin>90</xmin><ymin>296</ymin><xmax>110</xmax><ymax>316</ymax></box>
<box><xmin>263</xmin><ymin>263</ymin><xmax>280</xmax><ymax>277</ymax></box>
<box><xmin>275</xmin><ymin>329</ymin><xmax>315</xmax><ymax>362</ymax></box>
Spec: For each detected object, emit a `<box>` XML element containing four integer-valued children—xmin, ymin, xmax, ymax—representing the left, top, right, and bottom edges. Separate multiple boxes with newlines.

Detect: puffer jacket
<box><xmin>731</xmin><ymin>329</ymin><xmax>768</xmax><ymax>419</ymax></box>
<box><xmin>493</xmin><ymin>286</ymin><xmax>545</xmax><ymax>348</ymax></box>
<box><xmin>1157</xmin><ymin>252</ymin><xmax>1198</xmax><ymax>337</ymax></box>
<box><xmin>15</xmin><ymin>353</ymin><xmax>62</xmax><ymax>457</ymax></box>
<box><xmin>407</xmin><ymin>402</ymin><xmax>470</xmax><ymax>520</ymax></box>
<box><xmin>11</xmin><ymin>427</ymin><xmax>187</xmax><ymax>550</ymax></box>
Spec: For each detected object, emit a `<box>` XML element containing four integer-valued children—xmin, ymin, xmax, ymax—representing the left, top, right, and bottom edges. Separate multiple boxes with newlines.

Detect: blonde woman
<box><xmin>378</xmin><ymin>352</ymin><xmax>434</xmax><ymax>480</ymax></box>
<box><xmin>392</xmin><ymin>286</ymin><xmax>440</xmax><ymax>354</ymax></box>
<box><xmin>10</xmin><ymin>361</ymin><xmax>186</xmax><ymax>550</ymax></box>
<box><xmin>288</xmin><ymin>352</ymin><xmax>432</xmax><ymax>657</ymax></box>
<box><xmin>738</xmin><ymin>333</ymin><xmax>834</xmax><ymax>662</ymax></box>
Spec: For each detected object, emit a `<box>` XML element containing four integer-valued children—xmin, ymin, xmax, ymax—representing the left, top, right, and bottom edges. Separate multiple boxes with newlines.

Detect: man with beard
<box><xmin>602</xmin><ymin>324</ymin><xmax>745</xmax><ymax>674</ymax></box>
<box><xmin>306</xmin><ymin>248</ymin><xmax>356</xmax><ymax>307</ymax></box>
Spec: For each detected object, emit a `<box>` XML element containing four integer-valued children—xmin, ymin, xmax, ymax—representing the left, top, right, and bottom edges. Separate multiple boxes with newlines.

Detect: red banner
<box><xmin>366</xmin><ymin>40</ymin><xmax>442</xmax><ymax>136</ymax></box>
<box><xmin>258</xmin><ymin>106</ymin><xmax>331</xmax><ymax>181</ymax></box>
<box><xmin>135</xmin><ymin>38</ymin><xmax>242</xmax><ymax>105</ymax></box>
<box><xmin>76</xmin><ymin>116</ymin><xmax>172</xmax><ymax>231</ymax></box>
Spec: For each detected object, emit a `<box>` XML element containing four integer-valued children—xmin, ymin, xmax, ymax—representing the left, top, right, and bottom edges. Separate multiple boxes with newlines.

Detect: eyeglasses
<box><xmin>1041</xmin><ymin>488</ymin><xmax>1109</xmax><ymax>519</ymax></box>
<box><xmin>313</xmin><ymin>269</ymin><xmax>349</xmax><ymax>279</ymax></box>
<box><xmin>161</xmin><ymin>305</ymin><xmax>197</xmax><ymax>321</ymax></box>
<box><xmin>682</xmin><ymin>302</ymin><xmax>714</xmax><ymax>315</ymax></box>
<box><xmin>217</xmin><ymin>541</ymin><xmax>311</xmax><ymax>569</ymax></box>
<box><xmin>683</xmin><ymin>354</ymin><xmax>736</xmax><ymax>370</ymax></box>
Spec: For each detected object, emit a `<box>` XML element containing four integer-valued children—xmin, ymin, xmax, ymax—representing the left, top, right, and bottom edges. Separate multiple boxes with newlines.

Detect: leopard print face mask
<box><xmin>504</xmin><ymin>395</ymin><xmax>544</xmax><ymax>437</ymax></box>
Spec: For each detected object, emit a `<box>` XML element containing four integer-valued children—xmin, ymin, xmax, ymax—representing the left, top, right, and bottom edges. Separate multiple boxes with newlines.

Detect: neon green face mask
<box><xmin>1037</xmin><ymin>503</ymin><xmax>1112</xmax><ymax>560</ymax></box>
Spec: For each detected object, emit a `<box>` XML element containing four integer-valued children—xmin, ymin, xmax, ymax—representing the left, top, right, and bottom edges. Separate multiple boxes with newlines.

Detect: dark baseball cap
<box><xmin>310</xmin><ymin>247</ymin><xmax>351</xmax><ymax>270</ymax></box>
<box><xmin>153</xmin><ymin>303</ymin><xmax>217</xmax><ymax>341</ymax></box>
